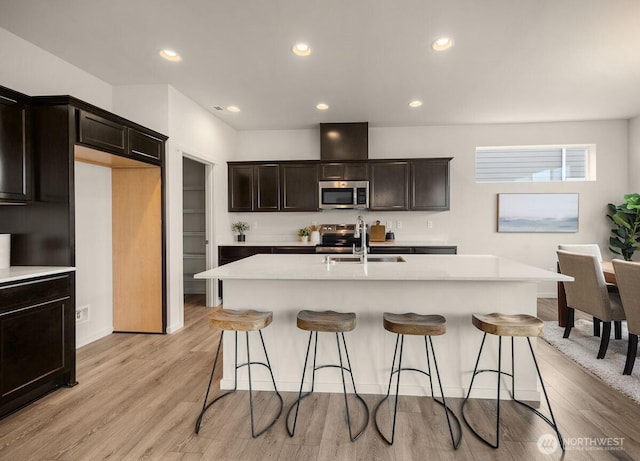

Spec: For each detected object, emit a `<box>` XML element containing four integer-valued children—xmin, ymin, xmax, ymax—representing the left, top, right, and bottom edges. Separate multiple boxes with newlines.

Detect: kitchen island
<box><xmin>195</xmin><ymin>254</ymin><xmax>571</xmax><ymax>400</ymax></box>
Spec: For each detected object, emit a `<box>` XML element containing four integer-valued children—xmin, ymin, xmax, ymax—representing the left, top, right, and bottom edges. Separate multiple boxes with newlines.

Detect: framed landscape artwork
<box><xmin>497</xmin><ymin>193</ymin><xmax>579</xmax><ymax>233</ymax></box>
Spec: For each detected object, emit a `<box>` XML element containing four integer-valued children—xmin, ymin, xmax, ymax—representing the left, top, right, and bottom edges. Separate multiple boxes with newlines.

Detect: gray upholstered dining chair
<box><xmin>558</xmin><ymin>244</ymin><xmax>621</xmax><ymax>338</ymax></box>
<box><xmin>557</xmin><ymin>250</ymin><xmax>625</xmax><ymax>359</ymax></box>
<box><xmin>612</xmin><ymin>259</ymin><xmax>640</xmax><ymax>375</ymax></box>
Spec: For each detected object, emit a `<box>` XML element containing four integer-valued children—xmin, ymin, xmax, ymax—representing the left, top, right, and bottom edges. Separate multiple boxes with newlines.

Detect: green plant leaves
<box><xmin>607</xmin><ymin>194</ymin><xmax>640</xmax><ymax>261</ymax></box>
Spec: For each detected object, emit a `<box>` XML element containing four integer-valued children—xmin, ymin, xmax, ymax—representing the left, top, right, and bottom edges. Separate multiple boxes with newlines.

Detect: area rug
<box><xmin>542</xmin><ymin>319</ymin><xmax>640</xmax><ymax>404</ymax></box>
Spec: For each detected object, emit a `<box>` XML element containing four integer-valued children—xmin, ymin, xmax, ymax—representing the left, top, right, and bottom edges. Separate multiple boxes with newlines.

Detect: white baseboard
<box><xmin>76</xmin><ymin>327</ymin><xmax>113</xmax><ymax>349</ymax></box>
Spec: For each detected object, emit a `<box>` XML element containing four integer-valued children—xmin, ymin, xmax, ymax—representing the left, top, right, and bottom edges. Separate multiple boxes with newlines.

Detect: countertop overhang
<box><xmin>0</xmin><ymin>266</ymin><xmax>76</xmax><ymax>284</ymax></box>
<box><xmin>196</xmin><ymin>254</ymin><xmax>571</xmax><ymax>283</ymax></box>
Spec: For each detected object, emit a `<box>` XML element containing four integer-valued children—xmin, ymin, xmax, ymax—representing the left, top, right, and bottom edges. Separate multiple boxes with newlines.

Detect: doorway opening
<box><xmin>182</xmin><ymin>155</ymin><xmax>216</xmax><ymax>308</ymax></box>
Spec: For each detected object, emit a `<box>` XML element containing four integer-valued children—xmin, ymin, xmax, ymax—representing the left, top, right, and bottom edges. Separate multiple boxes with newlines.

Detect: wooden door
<box><xmin>112</xmin><ymin>167</ymin><xmax>163</xmax><ymax>333</ymax></box>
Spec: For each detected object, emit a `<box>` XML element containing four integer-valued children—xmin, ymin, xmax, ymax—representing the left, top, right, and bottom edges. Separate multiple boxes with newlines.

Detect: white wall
<box><xmin>115</xmin><ymin>85</ymin><xmax>237</xmax><ymax>331</ymax></box>
<box><xmin>0</xmin><ymin>27</ymin><xmax>112</xmax><ymax>110</ymax></box>
<box><xmin>236</xmin><ymin>120</ymin><xmax>629</xmax><ymax>296</ymax></box>
<box><xmin>630</xmin><ymin>116</ymin><xmax>640</xmax><ymax>192</ymax></box>
<box><xmin>164</xmin><ymin>86</ymin><xmax>236</xmax><ymax>330</ymax></box>
<box><xmin>74</xmin><ymin>162</ymin><xmax>113</xmax><ymax>347</ymax></box>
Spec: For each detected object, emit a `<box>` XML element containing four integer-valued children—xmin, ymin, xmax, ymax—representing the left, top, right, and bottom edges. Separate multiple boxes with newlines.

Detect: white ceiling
<box><xmin>1</xmin><ymin>0</ymin><xmax>639</xmax><ymax>131</ymax></box>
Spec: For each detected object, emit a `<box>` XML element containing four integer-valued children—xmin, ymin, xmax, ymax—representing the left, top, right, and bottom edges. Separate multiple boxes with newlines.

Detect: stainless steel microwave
<box><xmin>318</xmin><ymin>180</ymin><xmax>369</xmax><ymax>210</ymax></box>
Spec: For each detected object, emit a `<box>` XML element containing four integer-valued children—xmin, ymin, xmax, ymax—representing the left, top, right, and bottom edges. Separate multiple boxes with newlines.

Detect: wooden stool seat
<box><xmin>297</xmin><ymin>310</ymin><xmax>356</xmax><ymax>332</ymax></box>
<box><xmin>383</xmin><ymin>312</ymin><xmax>446</xmax><ymax>336</ymax></box>
<box><xmin>472</xmin><ymin>313</ymin><xmax>543</xmax><ymax>337</ymax></box>
<box><xmin>209</xmin><ymin>309</ymin><xmax>273</xmax><ymax>331</ymax></box>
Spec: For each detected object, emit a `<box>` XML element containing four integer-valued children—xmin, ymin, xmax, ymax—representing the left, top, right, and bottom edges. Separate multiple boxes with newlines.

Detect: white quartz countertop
<box><xmin>0</xmin><ymin>266</ymin><xmax>76</xmax><ymax>284</ymax></box>
<box><xmin>220</xmin><ymin>241</ymin><xmax>456</xmax><ymax>247</ymax></box>
<box><xmin>195</xmin><ymin>254</ymin><xmax>570</xmax><ymax>282</ymax></box>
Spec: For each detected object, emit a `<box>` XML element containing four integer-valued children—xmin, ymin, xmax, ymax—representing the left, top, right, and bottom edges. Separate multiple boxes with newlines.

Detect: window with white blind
<box><xmin>475</xmin><ymin>145</ymin><xmax>594</xmax><ymax>183</ymax></box>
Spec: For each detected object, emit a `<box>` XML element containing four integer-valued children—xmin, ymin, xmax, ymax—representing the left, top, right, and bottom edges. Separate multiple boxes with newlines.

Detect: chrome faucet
<box><xmin>353</xmin><ymin>215</ymin><xmax>368</xmax><ymax>264</ymax></box>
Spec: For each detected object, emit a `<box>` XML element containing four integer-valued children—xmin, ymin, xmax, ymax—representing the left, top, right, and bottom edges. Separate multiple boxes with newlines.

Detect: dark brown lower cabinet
<box><xmin>0</xmin><ymin>273</ymin><xmax>75</xmax><ymax>418</ymax></box>
<box><xmin>369</xmin><ymin>246</ymin><xmax>457</xmax><ymax>255</ymax></box>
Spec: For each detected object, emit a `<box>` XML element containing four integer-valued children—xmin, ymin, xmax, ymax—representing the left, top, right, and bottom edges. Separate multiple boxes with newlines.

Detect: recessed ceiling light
<box><xmin>292</xmin><ymin>43</ymin><xmax>311</xmax><ymax>57</ymax></box>
<box><xmin>226</xmin><ymin>105</ymin><xmax>241</xmax><ymax>113</ymax></box>
<box><xmin>316</xmin><ymin>103</ymin><xmax>329</xmax><ymax>110</ymax></box>
<box><xmin>408</xmin><ymin>100</ymin><xmax>423</xmax><ymax>108</ymax></box>
<box><xmin>159</xmin><ymin>49</ymin><xmax>182</xmax><ymax>62</ymax></box>
<box><xmin>431</xmin><ymin>37</ymin><xmax>453</xmax><ymax>51</ymax></box>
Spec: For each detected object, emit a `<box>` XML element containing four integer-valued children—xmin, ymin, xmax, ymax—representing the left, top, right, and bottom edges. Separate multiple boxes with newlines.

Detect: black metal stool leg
<box><xmin>463</xmin><ymin>333</ymin><xmax>565</xmax><ymax>451</ymax></box>
<box><xmin>427</xmin><ymin>336</ymin><xmax>462</xmax><ymax>449</ymax></box>
<box><xmin>462</xmin><ymin>332</ymin><xmax>504</xmax><ymax>449</ymax></box>
<box><xmin>339</xmin><ymin>332</ymin><xmax>370</xmax><ymax>441</ymax></box>
<box><xmin>330</xmin><ymin>332</ymin><xmax>370</xmax><ymax>441</ymax></box>
<box><xmin>510</xmin><ymin>338</ymin><xmax>565</xmax><ymax>451</ymax></box>
<box><xmin>374</xmin><ymin>334</ymin><xmax>401</xmax><ymax>444</ymax></box>
<box><xmin>195</xmin><ymin>331</ymin><xmax>239</xmax><ymax>434</ymax></box>
<box><xmin>373</xmin><ymin>334</ymin><xmax>403</xmax><ymax>444</ymax></box>
<box><xmin>286</xmin><ymin>331</ymin><xmax>314</xmax><ymax>437</ymax></box>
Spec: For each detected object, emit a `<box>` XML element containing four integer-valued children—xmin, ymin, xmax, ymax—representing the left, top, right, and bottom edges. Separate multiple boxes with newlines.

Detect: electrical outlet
<box><xmin>427</xmin><ymin>220</ymin><xmax>433</xmax><ymax>229</ymax></box>
<box><xmin>386</xmin><ymin>220</ymin><xmax>393</xmax><ymax>229</ymax></box>
<box><xmin>252</xmin><ymin>222</ymin><xmax>258</xmax><ymax>230</ymax></box>
<box><xmin>396</xmin><ymin>220</ymin><xmax>403</xmax><ymax>229</ymax></box>
<box><xmin>76</xmin><ymin>305</ymin><xmax>89</xmax><ymax>323</ymax></box>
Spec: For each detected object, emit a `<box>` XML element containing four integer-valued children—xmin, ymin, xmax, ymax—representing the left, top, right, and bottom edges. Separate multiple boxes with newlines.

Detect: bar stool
<box><xmin>195</xmin><ymin>309</ymin><xmax>283</xmax><ymax>438</ymax></box>
<box><xmin>373</xmin><ymin>313</ymin><xmax>462</xmax><ymax>448</ymax></box>
<box><xmin>462</xmin><ymin>313</ymin><xmax>564</xmax><ymax>451</ymax></box>
<box><xmin>286</xmin><ymin>310</ymin><xmax>369</xmax><ymax>441</ymax></box>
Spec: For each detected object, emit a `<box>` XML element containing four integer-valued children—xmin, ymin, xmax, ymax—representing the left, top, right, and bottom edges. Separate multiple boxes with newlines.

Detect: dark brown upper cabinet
<box><xmin>129</xmin><ymin>128</ymin><xmax>163</xmax><ymax>162</ymax></box>
<box><xmin>228</xmin><ymin>161</ymin><xmax>317</xmax><ymax>212</ymax></box>
<box><xmin>227</xmin><ymin>158</ymin><xmax>451</xmax><ymax>213</ymax></box>
<box><xmin>369</xmin><ymin>161</ymin><xmax>410</xmax><ymax>211</ymax></box>
<box><xmin>228</xmin><ymin>163</ymin><xmax>281</xmax><ymax>212</ymax></box>
<box><xmin>410</xmin><ymin>158</ymin><xmax>451</xmax><ymax>211</ymax></box>
<box><xmin>78</xmin><ymin>110</ymin><xmax>127</xmax><ymax>155</ymax></box>
<box><xmin>320</xmin><ymin>122</ymin><xmax>368</xmax><ymax>161</ymax></box>
<box><xmin>77</xmin><ymin>109</ymin><xmax>163</xmax><ymax>165</ymax></box>
<box><xmin>319</xmin><ymin>162</ymin><xmax>368</xmax><ymax>180</ymax></box>
<box><xmin>255</xmin><ymin>163</ymin><xmax>280</xmax><ymax>211</ymax></box>
<box><xmin>0</xmin><ymin>90</ymin><xmax>31</xmax><ymax>202</ymax></box>
<box><xmin>228</xmin><ymin>163</ymin><xmax>254</xmax><ymax>211</ymax></box>
<box><xmin>280</xmin><ymin>163</ymin><xmax>318</xmax><ymax>211</ymax></box>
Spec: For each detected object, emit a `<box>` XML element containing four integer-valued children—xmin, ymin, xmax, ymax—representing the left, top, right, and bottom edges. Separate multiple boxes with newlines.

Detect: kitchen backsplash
<box><xmin>227</xmin><ymin>210</ymin><xmax>451</xmax><ymax>243</ymax></box>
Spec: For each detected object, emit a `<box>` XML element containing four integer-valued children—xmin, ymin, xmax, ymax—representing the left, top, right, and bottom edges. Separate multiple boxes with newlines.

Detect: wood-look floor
<box><xmin>0</xmin><ymin>297</ymin><xmax>638</xmax><ymax>460</ymax></box>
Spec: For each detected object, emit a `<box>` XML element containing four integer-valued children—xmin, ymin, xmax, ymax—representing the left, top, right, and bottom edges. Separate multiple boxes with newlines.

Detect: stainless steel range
<box><xmin>314</xmin><ymin>224</ymin><xmax>367</xmax><ymax>254</ymax></box>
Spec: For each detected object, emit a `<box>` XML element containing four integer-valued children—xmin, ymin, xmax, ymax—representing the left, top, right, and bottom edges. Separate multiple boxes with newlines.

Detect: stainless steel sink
<box><xmin>325</xmin><ymin>256</ymin><xmax>406</xmax><ymax>263</ymax></box>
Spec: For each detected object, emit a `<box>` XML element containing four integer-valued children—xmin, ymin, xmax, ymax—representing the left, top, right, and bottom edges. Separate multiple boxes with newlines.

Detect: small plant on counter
<box><xmin>232</xmin><ymin>221</ymin><xmax>249</xmax><ymax>242</ymax></box>
<box><xmin>607</xmin><ymin>193</ymin><xmax>640</xmax><ymax>261</ymax></box>
<box><xmin>297</xmin><ymin>227</ymin><xmax>311</xmax><ymax>237</ymax></box>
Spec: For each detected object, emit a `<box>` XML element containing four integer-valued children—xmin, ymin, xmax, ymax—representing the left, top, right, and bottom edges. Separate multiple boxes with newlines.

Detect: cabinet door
<box><xmin>77</xmin><ymin>110</ymin><xmax>127</xmax><ymax>155</ymax></box>
<box><xmin>255</xmin><ymin>164</ymin><xmax>280</xmax><ymax>211</ymax></box>
<box><xmin>280</xmin><ymin>163</ymin><xmax>318</xmax><ymax>211</ymax></box>
<box><xmin>218</xmin><ymin>246</ymin><xmax>273</xmax><ymax>265</ymax></box>
<box><xmin>0</xmin><ymin>299</ymin><xmax>67</xmax><ymax>401</ymax></box>
<box><xmin>413</xmin><ymin>246</ymin><xmax>457</xmax><ymax>254</ymax></box>
<box><xmin>272</xmin><ymin>246</ymin><xmax>316</xmax><ymax>254</ymax></box>
<box><xmin>0</xmin><ymin>97</ymin><xmax>30</xmax><ymax>201</ymax></box>
<box><xmin>228</xmin><ymin>164</ymin><xmax>254</xmax><ymax>211</ymax></box>
<box><xmin>369</xmin><ymin>161</ymin><xmax>409</xmax><ymax>210</ymax></box>
<box><xmin>411</xmin><ymin>159</ymin><xmax>450</xmax><ymax>210</ymax></box>
<box><xmin>320</xmin><ymin>162</ymin><xmax>368</xmax><ymax>180</ymax></box>
<box><xmin>129</xmin><ymin>128</ymin><xmax>163</xmax><ymax>163</ymax></box>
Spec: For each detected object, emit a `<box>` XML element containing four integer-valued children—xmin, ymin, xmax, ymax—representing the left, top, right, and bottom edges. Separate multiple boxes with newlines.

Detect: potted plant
<box><xmin>297</xmin><ymin>227</ymin><xmax>311</xmax><ymax>243</ymax></box>
<box><xmin>607</xmin><ymin>193</ymin><xmax>640</xmax><ymax>261</ymax></box>
<box><xmin>232</xmin><ymin>221</ymin><xmax>249</xmax><ymax>242</ymax></box>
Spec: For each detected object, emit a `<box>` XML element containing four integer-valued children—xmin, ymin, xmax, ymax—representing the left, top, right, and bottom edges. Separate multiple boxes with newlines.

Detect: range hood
<box><xmin>320</xmin><ymin>122</ymin><xmax>368</xmax><ymax>161</ymax></box>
